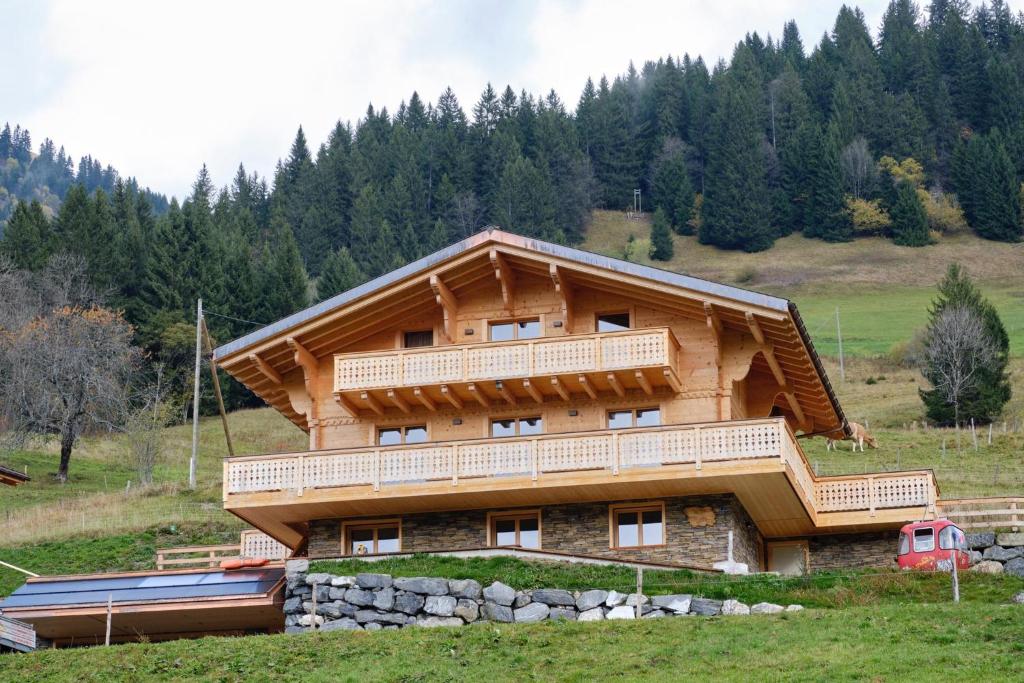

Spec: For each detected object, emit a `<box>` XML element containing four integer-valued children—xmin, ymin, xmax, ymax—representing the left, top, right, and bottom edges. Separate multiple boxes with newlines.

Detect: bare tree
<box><xmin>919</xmin><ymin>306</ymin><xmax>998</xmax><ymax>447</ymax></box>
<box><xmin>448</xmin><ymin>192</ymin><xmax>485</xmax><ymax>238</ymax></box>
<box><xmin>125</xmin><ymin>365</ymin><xmax>175</xmax><ymax>486</ymax></box>
<box><xmin>840</xmin><ymin>137</ymin><xmax>874</xmax><ymax>199</ymax></box>
<box><xmin>0</xmin><ymin>255</ymin><xmax>141</xmax><ymax>482</ymax></box>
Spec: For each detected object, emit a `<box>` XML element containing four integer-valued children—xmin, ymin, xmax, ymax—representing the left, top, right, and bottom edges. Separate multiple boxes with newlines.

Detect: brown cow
<box><xmin>826</xmin><ymin>422</ymin><xmax>878</xmax><ymax>452</ymax></box>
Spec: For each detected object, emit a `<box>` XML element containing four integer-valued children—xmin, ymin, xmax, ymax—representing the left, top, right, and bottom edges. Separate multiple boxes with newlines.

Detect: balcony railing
<box><xmin>224</xmin><ymin>418</ymin><xmax>936</xmax><ymax>520</ymax></box>
<box><xmin>333</xmin><ymin>327</ymin><xmax>682</xmax><ymax>394</ymax></box>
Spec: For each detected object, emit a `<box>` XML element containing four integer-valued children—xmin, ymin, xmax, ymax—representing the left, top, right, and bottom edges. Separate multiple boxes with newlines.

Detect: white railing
<box><xmin>334</xmin><ymin>327</ymin><xmax>680</xmax><ymax>392</ymax></box>
<box><xmin>226</xmin><ymin>418</ymin><xmax>793</xmax><ymax>496</ymax></box>
<box><xmin>937</xmin><ymin>497</ymin><xmax>1023</xmax><ymax>530</ymax></box>
<box><xmin>241</xmin><ymin>530</ymin><xmax>289</xmax><ymax>559</ymax></box>
<box><xmin>815</xmin><ymin>472</ymin><xmax>934</xmax><ymax>513</ymax></box>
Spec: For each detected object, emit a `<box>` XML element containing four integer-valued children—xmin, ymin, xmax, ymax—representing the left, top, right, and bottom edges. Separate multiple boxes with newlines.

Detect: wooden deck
<box><xmin>223</xmin><ymin>417</ymin><xmax>938</xmax><ymax>547</ymax></box>
<box><xmin>937</xmin><ymin>497</ymin><xmax>1022</xmax><ymax>531</ymax></box>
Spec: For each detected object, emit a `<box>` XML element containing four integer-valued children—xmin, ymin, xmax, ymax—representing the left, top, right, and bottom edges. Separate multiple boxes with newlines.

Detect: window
<box><xmin>403</xmin><ymin>330</ymin><xmax>433</xmax><ymax>348</ymax></box>
<box><xmin>489</xmin><ymin>319</ymin><xmax>541</xmax><ymax>341</ymax></box>
<box><xmin>610</xmin><ymin>503</ymin><xmax>665</xmax><ymax>548</ymax></box>
<box><xmin>344</xmin><ymin>520</ymin><xmax>400</xmax><ymax>556</ymax></box>
<box><xmin>491</xmin><ymin>416</ymin><xmax>543</xmax><ymax>438</ymax></box>
<box><xmin>608</xmin><ymin>407</ymin><xmax>661</xmax><ymax>429</ymax></box>
<box><xmin>378</xmin><ymin>425</ymin><xmax>427</xmax><ymax>446</ymax></box>
<box><xmin>597</xmin><ymin>312</ymin><xmax>630</xmax><ymax>332</ymax></box>
<box><xmin>913</xmin><ymin>527</ymin><xmax>935</xmax><ymax>552</ymax></box>
<box><xmin>939</xmin><ymin>525</ymin><xmax>965</xmax><ymax>551</ymax></box>
<box><xmin>489</xmin><ymin>511</ymin><xmax>541</xmax><ymax>549</ymax></box>
<box><xmin>898</xmin><ymin>532</ymin><xmax>910</xmax><ymax>556</ymax></box>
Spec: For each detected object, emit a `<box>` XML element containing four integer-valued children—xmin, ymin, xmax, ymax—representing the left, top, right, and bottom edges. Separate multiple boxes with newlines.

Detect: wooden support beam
<box><xmin>745</xmin><ymin>312</ymin><xmax>765</xmax><ymax>345</ymax></box>
<box><xmin>248</xmin><ymin>353</ymin><xmax>282</xmax><ymax>385</ymax></box>
<box><xmin>495</xmin><ymin>380</ymin><xmax>517</xmax><ymax>406</ymax></box>
<box><xmin>784</xmin><ymin>391</ymin><xmax>808</xmax><ymax>430</ymax></box>
<box><xmin>490</xmin><ymin>249</ymin><xmax>515</xmax><ymax>311</ymax></box>
<box><xmin>550</xmin><ymin>377</ymin><xmax>570</xmax><ymax>402</ymax></box>
<box><xmin>578</xmin><ymin>375</ymin><xmax>597</xmax><ymax>400</ymax></box>
<box><xmin>607</xmin><ymin>373</ymin><xmax>625</xmax><ymax>398</ymax></box>
<box><xmin>361</xmin><ymin>391</ymin><xmax>384</xmax><ymax>416</ymax></box>
<box><xmin>704</xmin><ymin>302</ymin><xmax>723</xmax><ymax>334</ymax></box>
<box><xmin>414</xmin><ymin>387</ymin><xmax>436</xmax><ymax>411</ymax></box>
<box><xmin>441</xmin><ymin>385</ymin><xmax>463</xmax><ymax>409</ymax></box>
<box><xmin>762</xmin><ymin>344</ymin><xmax>787</xmax><ymax>387</ymax></box>
<box><xmin>663</xmin><ymin>369</ymin><xmax>683</xmax><ymax>394</ymax></box>
<box><xmin>333</xmin><ymin>392</ymin><xmax>359</xmax><ymax>417</ymax></box>
<box><xmin>429</xmin><ymin>275</ymin><xmax>457</xmax><ymax>343</ymax></box>
<box><xmin>635</xmin><ymin>370</ymin><xmax>654</xmax><ymax>396</ymax></box>
<box><xmin>467</xmin><ymin>383</ymin><xmax>490</xmax><ymax>407</ymax></box>
<box><xmin>386</xmin><ymin>389</ymin><xmax>410</xmax><ymax>414</ymax></box>
<box><xmin>548</xmin><ymin>264</ymin><xmax>574</xmax><ymax>333</ymax></box>
<box><xmin>523</xmin><ymin>379</ymin><xmax>543</xmax><ymax>404</ymax></box>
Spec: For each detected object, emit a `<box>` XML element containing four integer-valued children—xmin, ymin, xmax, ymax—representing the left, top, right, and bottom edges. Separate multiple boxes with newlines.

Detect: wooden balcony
<box><xmin>333</xmin><ymin>327</ymin><xmax>683</xmax><ymax>414</ymax></box>
<box><xmin>223</xmin><ymin>418</ymin><xmax>938</xmax><ymax>548</ymax></box>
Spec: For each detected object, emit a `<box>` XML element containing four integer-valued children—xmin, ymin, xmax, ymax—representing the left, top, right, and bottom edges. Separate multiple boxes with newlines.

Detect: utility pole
<box><xmin>835</xmin><ymin>307</ymin><xmax>845</xmax><ymax>382</ymax></box>
<box><xmin>189</xmin><ymin>298</ymin><xmax>203</xmax><ymax>490</ymax></box>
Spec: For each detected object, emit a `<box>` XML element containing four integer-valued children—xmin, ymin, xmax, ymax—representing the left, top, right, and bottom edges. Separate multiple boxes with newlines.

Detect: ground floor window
<box><xmin>609</xmin><ymin>502</ymin><xmax>665</xmax><ymax>548</ymax></box>
<box><xmin>488</xmin><ymin>510</ymin><xmax>541</xmax><ymax>549</ymax></box>
<box><xmin>766</xmin><ymin>540</ymin><xmax>809</xmax><ymax>576</ymax></box>
<box><xmin>343</xmin><ymin>519</ymin><xmax>401</xmax><ymax>556</ymax></box>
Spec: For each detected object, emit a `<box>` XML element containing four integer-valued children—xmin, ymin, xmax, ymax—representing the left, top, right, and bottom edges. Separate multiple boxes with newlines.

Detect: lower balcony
<box><xmin>223</xmin><ymin>418</ymin><xmax>937</xmax><ymax>549</ymax></box>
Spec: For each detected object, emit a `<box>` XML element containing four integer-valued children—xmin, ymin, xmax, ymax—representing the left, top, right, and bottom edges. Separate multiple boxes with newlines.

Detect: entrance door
<box><xmin>767</xmin><ymin>541</ymin><xmax>809</xmax><ymax>576</ymax></box>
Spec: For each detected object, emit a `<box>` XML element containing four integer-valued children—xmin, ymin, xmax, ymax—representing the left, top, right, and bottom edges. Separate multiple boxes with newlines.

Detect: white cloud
<box><xmin>15</xmin><ymin>0</ymin><xmax>888</xmax><ymax>199</ymax></box>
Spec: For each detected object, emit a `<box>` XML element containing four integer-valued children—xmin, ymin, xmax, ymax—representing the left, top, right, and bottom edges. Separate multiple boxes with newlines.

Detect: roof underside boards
<box><xmin>213</xmin><ymin>229</ymin><xmax>847</xmax><ymax>437</ymax></box>
<box><xmin>0</xmin><ymin>568</ymin><xmax>284</xmax><ymax>609</ymax></box>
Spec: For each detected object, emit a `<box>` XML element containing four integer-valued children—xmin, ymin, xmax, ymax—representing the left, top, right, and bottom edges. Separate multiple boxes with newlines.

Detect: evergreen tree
<box><xmin>920</xmin><ymin>263</ymin><xmax>1012</xmax><ymax>424</ymax></box>
<box><xmin>803</xmin><ymin>126</ymin><xmax>852</xmax><ymax>242</ymax></box>
<box><xmin>973</xmin><ymin>131</ymin><xmax>1022</xmax><ymax>241</ymax></box>
<box><xmin>317</xmin><ymin>247</ymin><xmax>366</xmax><ymax>302</ymax></box>
<box><xmin>649</xmin><ymin>207</ymin><xmax>674</xmax><ymax>260</ymax></box>
<box><xmin>650</xmin><ymin>140</ymin><xmax>695</xmax><ymax>233</ymax></box>
<box><xmin>889</xmin><ymin>180</ymin><xmax>932</xmax><ymax>246</ymax></box>
<box><xmin>0</xmin><ymin>200</ymin><xmax>51</xmax><ymax>269</ymax></box>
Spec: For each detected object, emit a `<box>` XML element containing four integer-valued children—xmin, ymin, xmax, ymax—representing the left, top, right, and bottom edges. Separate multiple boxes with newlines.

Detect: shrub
<box><xmin>847</xmin><ymin>196</ymin><xmax>892</xmax><ymax>236</ymax></box>
<box><xmin>918</xmin><ymin>189</ymin><xmax>968</xmax><ymax>234</ymax></box>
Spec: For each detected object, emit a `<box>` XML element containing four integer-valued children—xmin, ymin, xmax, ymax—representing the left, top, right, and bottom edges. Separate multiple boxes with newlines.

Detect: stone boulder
<box><xmin>343</xmin><ymin>588</ymin><xmax>376</xmax><ymax>607</ymax></box>
<box><xmin>514</xmin><ymin>602</ymin><xmax>550</xmax><ymax>623</ymax></box>
<box><xmin>283</xmin><ymin>596</ymin><xmax>303</xmax><ymax>615</ymax></box>
<box><xmin>997</xmin><ymin>533</ymin><xmax>1024</xmax><ymax>547</ymax></box>
<box><xmin>285</xmin><ymin>625</ymin><xmax>306</xmax><ymax>635</ymax></box>
<box><xmin>966</xmin><ymin>532</ymin><xmax>995</xmax><ymax>549</ymax></box>
<box><xmin>606</xmin><ymin>605</ymin><xmax>635</xmax><ymax>620</ymax></box>
<box><xmin>751</xmin><ymin>602</ymin><xmax>784</xmax><ymax>615</ymax></box>
<box><xmin>982</xmin><ymin>546</ymin><xmax>1023</xmax><ymax>562</ymax></box>
<box><xmin>785</xmin><ymin>605</ymin><xmax>804</xmax><ymax>612</ymax></box>
<box><xmin>625</xmin><ymin>593</ymin><xmax>649</xmax><ymax>606</ymax></box>
<box><xmin>483</xmin><ymin>581</ymin><xmax>517</xmax><ymax>606</ymax></box>
<box><xmin>393</xmin><ymin>592</ymin><xmax>425</xmax><ymax>614</ymax></box>
<box><xmin>356</xmin><ymin>573</ymin><xmax>394</xmax><ymax>589</ymax></box>
<box><xmin>312</xmin><ymin>585</ymin><xmax>331</xmax><ymax>603</ymax></box>
<box><xmin>721</xmin><ymin>599</ymin><xmax>750</xmax><ymax>615</ymax></box>
<box><xmin>481</xmin><ymin>602</ymin><xmax>514</xmax><ymax>623</ymax></box>
<box><xmin>449</xmin><ymin>579</ymin><xmax>483</xmax><ymax>600</ymax></box>
<box><xmin>320</xmin><ymin>618</ymin><xmax>360</xmax><ymax>631</ymax></box>
<box><xmin>689</xmin><ymin>598</ymin><xmax>723</xmax><ymax>616</ymax></box>
<box><xmin>1004</xmin><ymin>557</ymin><xmax>1024</xmax><ymax>578</ymax></box>
<box><xmin>318</xmin><ymin>601</ymin><xmax>357</xmax><ymax>619</ymax></box>
<box><xmin>651</xmin><ymin>594</ymin><xmax>691</xmax><ymax>614</ymax></box>
<box><xmin>576</xmin><ymin>590</ymin><xmax>608</xmax><ymax>612</ymax></box>
<box><xmin>285</xmin><ymin>558</ymin><xmax>309</xmax><ymax>576</ymax></box>
<box><xmin>417</xmin><ymin>616</ymin><xmax>464</xmax><ymax>628</ymax></box>
<box><xmin>578</xmin><ymin>607</ymin><xmax>605</xmax><ymax>621</ymax></box>
<box><xmin>305</xmin><ymin>572</ymin><xmax>333</xmax><ymax>586</ymax></box>
<box><xmin>372</xmin><ymin>587</ymin><xmax>395</xmax><ymax>611</ymax></box>
<box><xmin>970</xmin><ymin>560</ymin><xmax>1004</xmax><ymax>574</ymax></box>
<box><xmin>424</xmin><ymin>595</ymin><xmax>458</xmax><ymax>617</ymax></box>
<box><xmin>514</xmin><ymin>592</ymin><xmax>532</xmax><ymax>608</ymax></box>
<box><xmin>642</xmin><ymin>609</ymin><xmax>666</xmax><ymax>619</ymax></box>
<box><xmin>549</xmin><ymin>608</ymin><xmax>577</xmax><ymax>621</ymax></box>
<box><xmin>968</xmin><ymin>550</ymin><xmax>983</xmax><ymax>566</ymax></box>
<box><xmin>354</xmin><ymin>610</ymin><xmax>407</xmax><ymax>626</ymax></box>
<box><xmin>394</xmin><ymin>576</ymin><xmax>449</xmax><ymax>595</ymax></box>
<box><xmin>532</xmin><ymin>589</ymin><xmax>575</xmax><ymax>606</ymax></box>
<box><xmin>298</xmin><ymin>614</ymin><xmax>324</xmax><ymax>627</ymax></box>
<box><xmin>1012</xmin><ymin>591</ymin><xmax>1024</xmax><ymax>604</ymax></box>
<box><xmin>330</xmin><ymin>575</ymin><xmax>357</xmax><ymax>588</ymax></box>
<box><xmin>455</xmin><ymin>599</ymin><xmax>479</xmax><ymax>622</ymax></box>
<box><xmin>605</xmin><ymin>590</ymin><xmax>628</xmax><ymax>607</ymax></box>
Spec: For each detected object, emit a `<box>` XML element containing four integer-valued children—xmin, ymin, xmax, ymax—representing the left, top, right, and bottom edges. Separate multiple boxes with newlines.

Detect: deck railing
<box><xmin>814</xmin><ymin>472</ymin><xmax>935</xmax><ymax>514</ymax></box>
<box><xmin>937</xmin><ymin>497</ymin><xmax>1022</xmax><ymax>530</ymax></box>
<box><xmin>0</xmin><ymin>615</ymin><xmax>35</xmax><ymax>651</ymax></box>
<box><xmin>334</xmin><ymin>327</ymin><xmax>681</xmax><ymax>392</ymax></box>
<box><xmin>155</xmin><ymin>531</ymin><xmax>288</xmax><ymax>569</ymax></box>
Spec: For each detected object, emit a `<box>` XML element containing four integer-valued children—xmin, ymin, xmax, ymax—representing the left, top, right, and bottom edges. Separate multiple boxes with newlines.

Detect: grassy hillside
<box><xmin>3</xmin><ymin>604</ymin><xmax>1022</xmax><ymax>681</ymax></box>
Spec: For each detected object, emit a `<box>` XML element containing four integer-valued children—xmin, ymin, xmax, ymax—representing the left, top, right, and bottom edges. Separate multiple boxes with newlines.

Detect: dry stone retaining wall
<box><xmin>966</xmin><ymin>533</ymin><xmax>1024</xmax><ymax>576</ymax></box>
<box><xmin>282</xmin><ymin>560</ymin><xmax>802</xmax><ymax>633</ymax></box>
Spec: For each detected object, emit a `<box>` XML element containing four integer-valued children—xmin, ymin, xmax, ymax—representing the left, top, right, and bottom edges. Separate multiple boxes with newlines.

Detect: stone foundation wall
<box><xmin>308</xmin><ymin>494</ymin><xmax>761</xmax><ymax>569</ymax></box>
<box><xmin>808</xmin><ymin>532</ymin><xmax>899</xmax><ymax>570</ymax></box>
<box><xmin>966</xmin><ymin>532</ymin><xmax>1024</xmax><ymax>576</ymax></box>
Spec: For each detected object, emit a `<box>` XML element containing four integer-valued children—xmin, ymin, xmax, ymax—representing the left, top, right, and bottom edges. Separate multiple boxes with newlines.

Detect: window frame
<box><xmin>486</xmin><ymin>509</ymin><xmax>542</xmax><ymax>549</ymax></box>
<box><xmin>342</xmin><ymin>518</ymin><xmax>402</xmax><ymax>556</ymax></box>
<box><xmin>938</xmin><ymin>525</ymin><xmax>965</xmax><ymax>551</ymax></box>
<box><xmin>913</xmin><ymin>527</ymin><xmax>935</xmax><ymax>552</ymax></box>
<box><xmin>377</xmin><ymin>424</ymin><xmax>429</xmax><ymax>446</ymax></box>
<box><xmin>402</xmin><ymin>329</ymin><xmax>434</xmax><ymax>348</ymax></box>
<box><xmin>595</xmin><ymin>310</ymin><xmax>632</xmax><ymax>333</ymax></box>
<box><xmin>608</xmin><ymin>501</ymin><xmax>667</xmax><ymax>549</ymax></box>
<box><xmin>487</xmin><ymin>317</ymin><xmax>542</xmax><ymax>342</ymax></box>
<box><xmin>607</xmin><ymin>406</ymin><xmax>662</xmax><ymax>429</ymax></box>
<box><xmin>490</xmin><ymin>416</ymin><xmax>544</xmax><ymax>438</ymax></box>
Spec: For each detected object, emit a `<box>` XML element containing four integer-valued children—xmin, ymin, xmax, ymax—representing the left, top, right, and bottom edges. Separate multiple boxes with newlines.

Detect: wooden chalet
<box><xmin>214</xmin><ymin>229</ymin><xmax>938</xmax><ymax>574</ymax></box>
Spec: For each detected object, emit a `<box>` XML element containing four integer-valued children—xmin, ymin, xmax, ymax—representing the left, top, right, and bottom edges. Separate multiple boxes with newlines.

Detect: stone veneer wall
<box><xmin>807</xmin><ymin>532</ymin><xmax>899</xmax><ymax>570</ymax></box>
<box><xmin>309</xmin><ymin>494</ymin><xmax>762</xmax><ymax>569</ymax></box>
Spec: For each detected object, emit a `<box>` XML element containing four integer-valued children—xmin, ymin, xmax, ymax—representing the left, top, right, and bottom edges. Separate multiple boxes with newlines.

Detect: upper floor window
<box><xmin>404</xmin><ymin>330</ymin><xmax>434</xmax><ymax>348</ymax></box>
<box><xmin>378</xmin><ymin>425</ymin><xmax>427</xmax><ymax>446</ymax></box>
<box><xmin>491</xmin><ymin>416</ymin><xmax>543</xmax><ymax>438</ymax></box>
<box><xmin>489</xmin><ymin>319</ymin><xmax>541</xmax><ymax>342</ymax></box>
<box><xmin>597</xmin><ymin>312</ymin><xmax>630</xmax><ymax>332</ymax></box>
<box><xmin>608</xmin><ymin>407</ymin><xmax>661</xmax><ymax>429</ymax></box>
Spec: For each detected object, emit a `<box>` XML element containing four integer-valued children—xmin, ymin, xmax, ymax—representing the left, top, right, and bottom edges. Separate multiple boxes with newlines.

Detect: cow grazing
<box><xmin>826</xmin><ymin>422</ymin><xmax>878</xmax><ymax>452</ymax></box>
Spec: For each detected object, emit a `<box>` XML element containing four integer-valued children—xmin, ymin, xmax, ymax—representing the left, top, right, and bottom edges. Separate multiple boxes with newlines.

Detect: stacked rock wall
<box><xmin>966</xmin><ymin>532</ymin><xmax>1024</xmax><ymax>576</ymax></box>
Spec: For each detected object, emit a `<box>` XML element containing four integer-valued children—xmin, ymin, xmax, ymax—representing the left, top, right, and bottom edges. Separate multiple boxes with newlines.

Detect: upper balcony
<box><xmin>333</xmin><ymin>327</ymin><xmax>683</xmax><ymax>415</ymax></box>
<box><xmin>222</xmin><ymin>417</ymin><xmax>938</xmax><ymax>549</ymax></box>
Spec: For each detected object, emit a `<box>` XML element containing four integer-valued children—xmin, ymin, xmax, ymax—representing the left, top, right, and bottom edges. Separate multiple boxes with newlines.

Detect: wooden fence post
<box><xmin>635</xmin><ymin>567</ymin><xmax>644</xmax><ymax>620</ymax></box>
<box><xmin>105</xmin><ymin>594</ymin><xmax>112</xmax><ymax>646</ymax></box>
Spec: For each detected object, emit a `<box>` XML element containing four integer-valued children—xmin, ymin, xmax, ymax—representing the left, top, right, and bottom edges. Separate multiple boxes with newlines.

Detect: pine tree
<box><xmin>803</xmin><ymin>126</ymin><xmax>852</xmax><ymax>242</ymax></box>
<box><xmin>317</xmin><ymin>247</ymin><xmax>366</xmax><ymax>302</ymax></box>
<box><xmin>649</xmin><ymin>207</ymin><xmax>674</xmax><ymax>260</ymax></box>
<box><xmin>973</xmin><ymin>131</ymin><xmax>1022</xmax><ymax>241</ymax></box>
<box><xmin>650</xmin><ymin>141</ymin><xmax>694</xmax><ymax>233</ymax></box>
<box><xmin>0</xmin><ymin>200</ymin><xmax>51</xmax><ymax>269</ymax></box>
<box><xmin>920</xmin><ymin>263</ymin><xmax>1012</xmax><ymax>424</ymax></box>
<box><xmin>889</xmin><ymin>180</ymin><xmax>932</xmax><ymax>246</ymax></box>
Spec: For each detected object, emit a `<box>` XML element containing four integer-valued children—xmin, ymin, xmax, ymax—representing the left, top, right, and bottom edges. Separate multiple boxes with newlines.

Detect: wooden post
<box><xmin>635</xmin><ymin>567</ymin><xmax>644</xmax><ymax>619</ymax></box>
<box><xmin>950</xmin><ymin>550</ymin><xmax>960</xmax><ymax>604</ymax></box>
<box><xmin>201</xmin><ymin>316</ymin><xmax>234</xmax><ymax>457</ymax></box>
<box><xmin>189</xmin><ymin>298</ymin><xmax>202</xmax><ymax>489</ymax></box>
<box><xmin>105</xmin><ymin>594</ymin><xmax>112</xmax><ymax>645</ymax></box>
<box><xmin>311</xmin><ymin>580</ymin><xmax>319</xmax><ymax>632</ymax></box>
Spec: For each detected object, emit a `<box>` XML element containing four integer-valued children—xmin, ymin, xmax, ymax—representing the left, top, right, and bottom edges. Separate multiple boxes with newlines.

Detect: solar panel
<box><xmin>0</xmin><ymin>568</ymin><xmax>284</xmax><ymax>609</ymax></box>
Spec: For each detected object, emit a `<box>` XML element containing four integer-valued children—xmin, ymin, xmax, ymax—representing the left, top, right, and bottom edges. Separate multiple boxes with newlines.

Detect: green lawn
<box><xmin>3</xmin><ymin>604</ymin><xmax>1022</xmax><ymax>682</ymax></box>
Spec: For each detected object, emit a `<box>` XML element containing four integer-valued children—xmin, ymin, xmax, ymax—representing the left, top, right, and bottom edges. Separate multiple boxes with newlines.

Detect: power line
<box><xmin>203</xmin><ymin>309</ymin><xmax>267</xmax><ymax>327</ymax></box>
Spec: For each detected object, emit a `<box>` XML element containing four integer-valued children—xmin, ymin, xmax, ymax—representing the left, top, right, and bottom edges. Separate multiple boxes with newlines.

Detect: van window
<box><xmin>913</xmin><ymin>527</ymin><xmax>935</xmax><ymax>552</ymax></box>
<box><xmin>939</xmin><ymin>525</ymin><xmax>965</xmax><ymax>550</ymax></box>
<box><xmin>897</xmin><ymin>532</ymin><xmax>910</xmax><ymax>556</ymax></box>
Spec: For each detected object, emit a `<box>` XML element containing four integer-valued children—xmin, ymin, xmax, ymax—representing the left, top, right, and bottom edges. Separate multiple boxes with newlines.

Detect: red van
<box><xmin>897</xmin><ymin>519</ymin><xmax>970</xmax><ymax>571</ymax></box>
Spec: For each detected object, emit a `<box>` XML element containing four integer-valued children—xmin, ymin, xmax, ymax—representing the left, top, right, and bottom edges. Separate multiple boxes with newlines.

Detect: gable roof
<box><xmin>214</xmin><ymin>229</ymin><xmax>848</xmax><ymax>437</ymax></box>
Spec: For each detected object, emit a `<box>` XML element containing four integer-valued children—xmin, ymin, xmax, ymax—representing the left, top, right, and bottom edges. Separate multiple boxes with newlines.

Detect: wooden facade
<box><xmin>214</xmin><ymin>230</ymin><xmax>938</xmax><ymax>569</ymax></box>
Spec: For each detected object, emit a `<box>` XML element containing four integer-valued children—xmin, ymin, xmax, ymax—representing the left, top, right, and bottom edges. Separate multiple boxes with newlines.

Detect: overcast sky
<box><xmin>4</xmin><ymin>0</ymin><xmax>891</xmax><ymax>199</ymax></box>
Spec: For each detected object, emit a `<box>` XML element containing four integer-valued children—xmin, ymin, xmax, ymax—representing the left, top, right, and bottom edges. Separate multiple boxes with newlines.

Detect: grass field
<box><xmin>3</xmin><ymin>604</ymin><xmax>1022</xmax><ymax>682</ymax></box>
